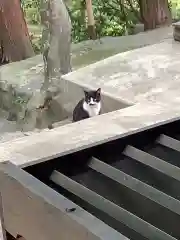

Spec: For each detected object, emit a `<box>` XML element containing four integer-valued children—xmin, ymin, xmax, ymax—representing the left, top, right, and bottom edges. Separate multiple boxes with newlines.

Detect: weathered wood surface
<box><xmin>0</xmin><ymin>162</ymin><xmax>127</xmax><ymax>240</ymax></box>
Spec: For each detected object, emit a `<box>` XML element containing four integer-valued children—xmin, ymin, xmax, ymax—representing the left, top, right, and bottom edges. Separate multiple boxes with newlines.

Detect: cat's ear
<box><xmin>84</xmin><ymin>90</ymin><xmax>88</xmax><ymax>97</ymax></box>
<box><xmin>96</xmin><ymin>88</ymin><xmax>101</xmax><ymax>95</ymax></box>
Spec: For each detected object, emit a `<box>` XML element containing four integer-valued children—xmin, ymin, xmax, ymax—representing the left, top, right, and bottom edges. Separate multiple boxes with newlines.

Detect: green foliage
<box><xmin>21</xmin><ymin>0</ymin><xmax>40</xmax><ymax>24</ymax></box>
<box><xmin>22</xmin><ymin>0</ymin><xmax>180</xmax><ymax>53</ymax></box>
<box><xmin>30</xmin><ymin>34</ymin><xmax>41</xmax><ymax>54</ymax></box>
<box><xmin>169</xmin><ymin>0</ymin><xmax>180</xmax><ymax>19</ymax></box>
<box><xmin>22</xmin><ymin>0</ymin><xmax>140</xmax><ymax>46</ymax></box>
<box><xmin>68</xmin><ymin>0</ymin><xmax>87</xmax><ymax>42</ymax></box>
<box><xmin>70</xmin><ymin>0</ymin><xmax>140</xmax><ymax>42</ymax></box>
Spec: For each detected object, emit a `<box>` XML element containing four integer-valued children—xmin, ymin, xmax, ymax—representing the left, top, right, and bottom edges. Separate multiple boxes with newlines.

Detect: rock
<box><xmin>132</xmin><ymin>23</ymin><xmax>145</xmax><ymax>34</ymax></box>
<box><xmin>172</xmin><ymin>21</ymin><xmax>180</xmax><ymax>41</ymax></box>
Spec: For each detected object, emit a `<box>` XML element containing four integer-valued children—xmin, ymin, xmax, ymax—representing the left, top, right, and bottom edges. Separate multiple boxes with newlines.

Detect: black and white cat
<box><xmin>73</xmin><ymin>88</ymin><xmax>101</xmax><ymax>122</ymax></box>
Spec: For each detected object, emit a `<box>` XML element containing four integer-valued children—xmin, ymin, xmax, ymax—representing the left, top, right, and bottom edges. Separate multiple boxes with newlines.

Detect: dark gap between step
<box><xmin>71</xmin><ymin>168</ymin><xmax>180</xmax><ymax>239</ymax></box>
<box><xmin>25</xmin><ymin>153</ymin><xmax>180</xmax><ymax>240</ymax></box>
<box><xmin>141</xmin><ymin>143</ymin><xmax>180</xmax><ymax>168</ymax></box>
<box><xmin>109</xmin><ymin>155</ymin><xmax>180</xmax><ymax>201</ymax></box>
<box><xmin>23</xmin><ymin>119</ymin><xmax>180</xmax><ymax>240</ymax></box>
<box><xmin>48</xmin><ymin>178</ymin><xmax>148</xmax><ymax>240</ymax></box>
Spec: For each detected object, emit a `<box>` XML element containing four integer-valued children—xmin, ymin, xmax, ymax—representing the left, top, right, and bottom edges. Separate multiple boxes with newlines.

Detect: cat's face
<box><xmin>84</xmin><ymin>88</ymin><xmax>101</xmax><ymax>106</ymax></box>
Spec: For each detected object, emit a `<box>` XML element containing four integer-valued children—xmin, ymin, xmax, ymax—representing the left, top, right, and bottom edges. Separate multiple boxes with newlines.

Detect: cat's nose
<box><xmin>89</xmin><ymin>102</ymin><xmax>96</xmax><ymax>106</ymax></box>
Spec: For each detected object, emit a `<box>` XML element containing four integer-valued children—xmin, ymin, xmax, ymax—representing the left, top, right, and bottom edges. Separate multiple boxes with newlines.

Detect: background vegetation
<box><xmin>21</xmin><ymin>0</ymin><xmax>180</xmax><ymax>53</ymax></box>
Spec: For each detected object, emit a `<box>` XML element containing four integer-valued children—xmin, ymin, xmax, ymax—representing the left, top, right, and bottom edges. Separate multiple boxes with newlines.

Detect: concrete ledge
<box><xmin>1</xmin><ymin>40</ymin><xmax>180</xmax><ymax>167</ymax></box>
<box><xmin>63</xmin><ymin>40</ymin><xmax>180</xmax><ymax>104</ymax></box>
<box><xmin>0</xmin><ymin>102</ymin><xmax>180</xmax><ymax>168</ymax></box>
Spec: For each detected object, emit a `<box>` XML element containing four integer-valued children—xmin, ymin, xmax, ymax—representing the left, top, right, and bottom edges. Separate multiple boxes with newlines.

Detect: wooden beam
<box><xmin>157</xmin><ymin>134</ymin><xmax>180</xmax><ymax>152</ymax></box>
<box><xmin>89</xmin><ymin>157</ymin><xmax>180</xmax><ymax>215</ymax></box>
<box><xmin>124</xmin><ymin>145</ymin><xmax>180</xmax><ymax>181</ymax></box>
<box><xmin>0</xmin><ymin>162</ymin><xmax>124</xmax><ymax>240</ymax></box>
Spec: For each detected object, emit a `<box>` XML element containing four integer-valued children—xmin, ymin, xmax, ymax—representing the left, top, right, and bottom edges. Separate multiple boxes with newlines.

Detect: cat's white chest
<box><xmin>83</xmin><ymin>101</ymin><xmax>101</xmax><ymax>117</ymax></box>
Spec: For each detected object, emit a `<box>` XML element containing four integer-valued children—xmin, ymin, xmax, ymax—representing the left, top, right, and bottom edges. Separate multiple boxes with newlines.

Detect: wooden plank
<box><xmin>124</xmin><ymin>145</ymin><xmax>180</xmax><ymax>182</ymax></box>
<box><xmin>89</xmin><ymin>157</ymin><xmax>180</xmax><ymax>215</ymax></box>
<box><xmin>157</xmin><ymin>134</ymin><xmax>180</xmax><ymax>152</ymax></box>
<box><xmin>50</xmin><ymin>170</ymin><xmax>177</xmax><ymax>240</ymax></box>
<box><xmin>0</xmin><ymin>162</ymin><xmax>126</xmax><ymax>240</ymax></box>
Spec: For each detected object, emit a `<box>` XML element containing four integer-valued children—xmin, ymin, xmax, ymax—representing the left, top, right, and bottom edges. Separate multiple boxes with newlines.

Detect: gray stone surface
<box><xmin>173</xmin><ymin>21</ymin><xmax>180</xmax><ymax>41</ymax></box>
<box><xmin>0</xmin><ymin>26</ymin><xmax>173</xmax><ymax>134</ymax></box>
<box><xmin>0</xmin><ymin>102</ymin><xmax>179</xmax><ymax>168</ymax></box>
<box><xmin>64</xmin><ymin>39</ymin><xmax>180</xmax><ymax>105</ymax></box>
<box><xmin>1</xmin><ymin>39</ymin><xmax>180</xmax><ymax>167</ymax></box>
<box><xmin>0</xmin><ymin>26</ymin><xmax>172</xmax><ymax>96</ymax></box>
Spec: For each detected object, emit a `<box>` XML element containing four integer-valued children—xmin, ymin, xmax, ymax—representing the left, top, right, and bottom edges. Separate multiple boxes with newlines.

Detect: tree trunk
<box><xmin>40</xmin><ymin>0</ymin><xmax>72</xmax><ymax>88</ymax></box>
<box><xmin>139</xmin><ymin>0</ymin><xmax>171</xmax><ymax>31</ymax></box>
<box><xmin>155</xmin><ymin>0</ymin><xmax>172</xmax><ymax>26</ymax></box>
<box><xmin>0</xmin><ymin>0</ymin><xmax>34</xmax><ymax>62</ymax></box>
<box><xmin>85</xmin><ymin>0</ymin><xmax>96</xmax><ymax>40</ymax></box>
<box><xmin>0</xmin><ymin>193</ymin><xmax>7</xmax><ymax>240</ymax></box>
